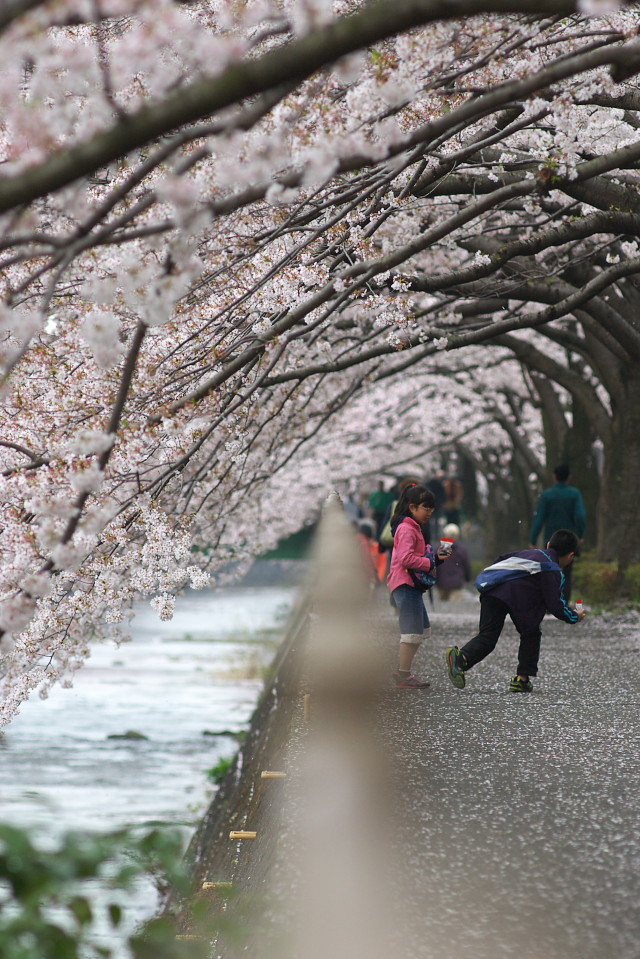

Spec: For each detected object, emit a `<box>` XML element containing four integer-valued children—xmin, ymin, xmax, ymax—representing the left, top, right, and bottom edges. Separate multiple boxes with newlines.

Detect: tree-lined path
<box><xmin>4</xmin><ymin>1</ymin><xmax>640</xmax><ymax>723</ymax></box>
<box><xmin>4</xmin><ymin>5</ymin><xmax>640</xmax><ymax>954</ymax></box>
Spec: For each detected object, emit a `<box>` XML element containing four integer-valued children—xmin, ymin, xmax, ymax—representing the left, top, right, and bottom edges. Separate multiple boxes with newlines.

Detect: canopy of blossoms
<box><xmin>1</xmin><ymin>0</ymin><xmax>639</xmax><ymax>721</ymax></box>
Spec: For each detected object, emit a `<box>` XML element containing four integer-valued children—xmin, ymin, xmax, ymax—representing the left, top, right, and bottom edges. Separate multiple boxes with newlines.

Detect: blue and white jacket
<box><xmin>475</xmin><ymin>547</ymin><xmax>578</xmax><ymax>632</ymax></box>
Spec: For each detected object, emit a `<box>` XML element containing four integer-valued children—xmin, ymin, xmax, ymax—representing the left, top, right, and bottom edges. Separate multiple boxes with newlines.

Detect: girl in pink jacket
<box><xmin>387</xmin><ymin>484</ymin><xmax>450</xmax><ymax>689</ymax></box>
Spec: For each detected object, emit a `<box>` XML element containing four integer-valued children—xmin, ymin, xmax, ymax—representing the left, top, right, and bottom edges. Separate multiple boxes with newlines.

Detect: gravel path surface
<box><xmin>179</xmin><ymin>587</ymin><xmax>640</xmax><ymax>959</ymax></box>
<box><xmin>376</xmin><ymin>589</ymin><xmax>640</xmax><ymax>959</ymax></box>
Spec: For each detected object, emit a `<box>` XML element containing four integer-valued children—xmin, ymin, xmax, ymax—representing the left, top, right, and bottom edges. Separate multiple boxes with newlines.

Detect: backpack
<box><xmin>475</xmin><ymin>549</ymin><xmax>561</xmax><ymax>593</ymax></box>
<box><xmin>378</xmin><ymin>500</ymin><xmax>397</xmax><ymax>549</ymax></box>
<box><xmin>408</xmin><ymin>543</ymin><xmax>438</xmax><ymax>592</ymax></box>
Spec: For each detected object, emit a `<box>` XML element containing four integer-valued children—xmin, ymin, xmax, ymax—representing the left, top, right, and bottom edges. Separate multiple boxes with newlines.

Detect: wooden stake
<box><xmin>260</xmin><ymin>770</ymin><xmax>286</xmax><ymax>779</ymax></box>
<box><xmin>304</xmin><ymin>692</ymin><xmax>311</xmax><ymax>720</ymax></box>
<box><xmin>202</xmin><ymin>881</ymin><xmax>233</xmax><ymax>891</ymax></box>
<box><xmin>229</xmin><ymin>830</ymin><xmax>257</xmax><ymax>839</ymax></box>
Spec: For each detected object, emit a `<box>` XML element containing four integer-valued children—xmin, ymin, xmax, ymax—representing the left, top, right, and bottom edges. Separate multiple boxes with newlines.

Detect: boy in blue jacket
<box><xmin>446</xmin><ymin>529</ymin><xmax>585</xmax><ymax>693</ymax></box>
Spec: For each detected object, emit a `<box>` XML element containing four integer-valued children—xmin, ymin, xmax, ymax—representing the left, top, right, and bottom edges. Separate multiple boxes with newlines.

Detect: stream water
<box><xmin>0</xmin><ymin>583</ymin><xmax>298</xmax><ymax>955</ymax></box>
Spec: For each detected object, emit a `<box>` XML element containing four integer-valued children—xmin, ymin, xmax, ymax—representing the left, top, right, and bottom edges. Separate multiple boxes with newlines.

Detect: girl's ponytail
<box><xmin>391</xmin><ymin>482</ymin><xmax>435</xmax><ymax>526</ymax></box>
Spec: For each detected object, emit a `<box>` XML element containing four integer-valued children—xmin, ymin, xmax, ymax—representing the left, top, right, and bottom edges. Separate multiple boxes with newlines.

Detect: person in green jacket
<box><xmin>529</xmin><ymin>464</ymin><xmax>586</xmax><ymax>602</ymax></box>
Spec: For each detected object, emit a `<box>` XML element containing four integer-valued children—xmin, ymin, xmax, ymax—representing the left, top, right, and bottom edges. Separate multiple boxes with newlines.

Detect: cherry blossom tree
<box><xmin>2</xmin><ymin>0</ymin><xmax>640</xmax><ymax>721</ymax></box>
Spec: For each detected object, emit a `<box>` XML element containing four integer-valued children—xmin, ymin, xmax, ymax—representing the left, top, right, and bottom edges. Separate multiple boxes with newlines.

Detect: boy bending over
<box><xmin>446</xmin><ymin>529</ymin><xmax>585</xmax><ymax>693</ymax></box>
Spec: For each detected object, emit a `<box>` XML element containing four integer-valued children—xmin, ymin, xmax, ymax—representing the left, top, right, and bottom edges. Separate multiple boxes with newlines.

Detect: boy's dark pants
<box><xmin>460</xmin><ymin>593</ymin><xmax>542</xmax><ymax>677</ymax></box>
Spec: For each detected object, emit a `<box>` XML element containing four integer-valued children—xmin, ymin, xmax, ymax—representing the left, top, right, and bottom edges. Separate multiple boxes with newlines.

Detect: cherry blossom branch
<box><xmin>0</xmin><ymin>322</ymin><xmax>147</xmax><ymax>646</ymax></box>
<box><xmin>1</xmin><ymin>1</ymin><xmax>639</xmax><ymax>214</ymax></box>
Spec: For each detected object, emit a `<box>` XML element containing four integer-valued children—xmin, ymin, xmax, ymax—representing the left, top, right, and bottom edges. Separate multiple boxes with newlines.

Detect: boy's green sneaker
<box><xmin>445</xmin><ymin>647</ymin><xmax>466</xmax><ymax>689</ymax></box>
<box><xmin>509</xmin><ymin>676</ymin><xmax>533</xmax><ymax>693</ymax></box>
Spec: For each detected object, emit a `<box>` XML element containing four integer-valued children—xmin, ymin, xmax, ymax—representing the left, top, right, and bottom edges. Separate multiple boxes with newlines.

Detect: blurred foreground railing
<box><xmin>175</xmin><ymin>492</ymin><xmax>403</xmax><ymax>958</ymax></box>
<box><xmin>283</xmin><ymin>491</ymin><xmax>397</xmax><ymax>959</ymax></box>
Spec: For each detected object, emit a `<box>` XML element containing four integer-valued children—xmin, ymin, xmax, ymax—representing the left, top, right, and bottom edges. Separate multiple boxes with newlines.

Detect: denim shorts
<box><xmin>392</xmin><ymin>584</ymin><xmax>431</xmax><ymax>641</ymax></box>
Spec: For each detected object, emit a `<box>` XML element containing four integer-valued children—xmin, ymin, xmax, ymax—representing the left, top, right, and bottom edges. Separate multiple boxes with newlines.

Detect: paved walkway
<box><xmin>184</xmin><ymin>585</ymin><xmax>640</xmax><ymax>959</ymax></box>
<box><xmin>378</xmin><ymin>590</ymin><xmax>640</xmax><ymax>959</ymax></box>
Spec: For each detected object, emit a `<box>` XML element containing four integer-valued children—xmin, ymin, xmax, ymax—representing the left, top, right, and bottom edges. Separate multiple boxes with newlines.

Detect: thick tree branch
<box><xmin>493</xmin><ymin>332</ymin><xmax>611</xmax><ymax>439</ymax></box>
<box><xmin>1</xmin><ymin>1</ymin><xmax>639</xmax><ymax>213</ymax></box>
<box><xmin>409</xmin><ymin>211</ymin><xmax>640</xmax><ymax>294</ymax></box>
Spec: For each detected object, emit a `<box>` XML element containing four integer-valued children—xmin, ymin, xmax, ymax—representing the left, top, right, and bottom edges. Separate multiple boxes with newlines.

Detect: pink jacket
<box><xmin>387</xmin><ymin>516</ymin><xmax>433</xmax><ymax>592</ymax></box>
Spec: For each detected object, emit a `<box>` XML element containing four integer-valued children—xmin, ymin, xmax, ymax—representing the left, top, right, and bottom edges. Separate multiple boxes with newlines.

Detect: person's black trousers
<box><xmin>460</xmin><ymin>593</ymin><xmax>542</xmax><ymax>677</ymax></box>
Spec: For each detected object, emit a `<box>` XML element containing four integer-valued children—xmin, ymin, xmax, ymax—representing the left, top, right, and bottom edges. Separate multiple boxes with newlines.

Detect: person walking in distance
<box><xmin>387</xmin><ymin>484</ymin><xmax>451</xmax><ymax>689</ymax></box>
<box><xmin>446</xmin><ymin>529</ymin><xmax>585</xmax><ymax>693</ymax></box>
<box><xmin>443</xmin><ymin>473</ymin><xmax>464</xmax><ymax>525</ymax></box>
<box><xmin>368</xmin><ymin>479</ymin><xmax>393</xmax><ymax>539</ymax></box>
<box><xmin>530</xmin><ymin>464</ymin><xmax>586</xmax><ymax>602</ymax></box>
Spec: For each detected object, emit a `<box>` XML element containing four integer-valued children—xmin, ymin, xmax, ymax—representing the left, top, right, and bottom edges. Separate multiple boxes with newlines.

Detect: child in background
<box><xmin>387</xmin><ymin>484</ymin><xmax>451</xmax><ymax>689</ymax></box>
<box><xmin>355</xmin><ymin>519</ymin><xmax>381</xmax><ymax>587</ymax></box>
<box><xmin>436</xmin><ymin>523</ymin><xmax>471</xmax><ymax>601</ymax></box>
<box><xmin>358</xmin><ymin>518</ymin><xmax>388</xmax><ymax>584</ymax></box>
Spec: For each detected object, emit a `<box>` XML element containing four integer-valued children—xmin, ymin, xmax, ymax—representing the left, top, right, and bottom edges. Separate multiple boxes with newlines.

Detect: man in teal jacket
<box><xmin>530</xmin><ymin>464</ymin><xmax>586</xmax><ymax>601</ymax></box>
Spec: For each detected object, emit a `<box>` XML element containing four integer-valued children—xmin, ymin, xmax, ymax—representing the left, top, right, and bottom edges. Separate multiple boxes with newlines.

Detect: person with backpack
<box><xmin>388</xmin><ymin>484</ymin><xmax>451</xmax><ymax>690</ymax></box>
<box><xmin>445</xmin><ymin>529</ymin><xmax>585</xmax><ymax>693</ymax></box>
<box><xmin>378</xmin><ymin>476</ymin><xmax>432</xmax><ymax>589</ymax></box>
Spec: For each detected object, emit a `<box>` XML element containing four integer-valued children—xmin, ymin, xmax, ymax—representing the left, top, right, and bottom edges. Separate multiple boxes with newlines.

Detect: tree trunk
<box><xmin>598</xmin><ymin>369</ymin><xmax>640</xmax><ymax>570</ymax></box>
<box><xmin>484</xmin><ymin>479</ymin><xmax>511</xmax><ymax>561</ymax></box>
<box><xmin>533</xmin><ymin>375</ymin><xmax>567</xmax><ymax>472</ymax></box>
<box><xmin>483</xmin><ymin>453</ymin><xmax>534</xmax><ymax>561</ymax></box>
<box><xmin>458</xmin><ymin>451</ymin><xmax>479</xmax><ymax>519</ymax></box>
<box><xmin>564</xmin><ymin>396</ymin><xmax>601</xmax><ymax>553</ymax></box>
